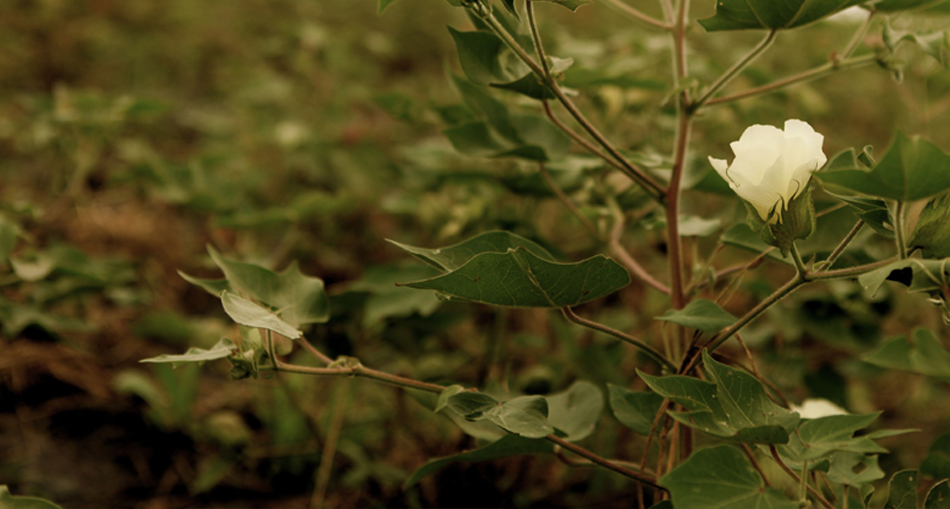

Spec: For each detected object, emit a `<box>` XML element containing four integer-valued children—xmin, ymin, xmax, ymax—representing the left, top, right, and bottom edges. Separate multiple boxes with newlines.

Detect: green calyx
<box><xmin>744</xmin><ymin>184</ymin><xmax>816</xmax><ymax>257</ymax></box>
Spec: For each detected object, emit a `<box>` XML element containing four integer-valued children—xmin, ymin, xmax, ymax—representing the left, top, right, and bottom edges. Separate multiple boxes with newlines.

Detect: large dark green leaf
<box><xmin>607</xmin><ymin>384</ymin><xmax>665</xmax><ymax>435</ymax></box>
<box><xmin>660</xmin><ymin>445</ymin><xmax>798</xmax><ymax>509</ymax></box>
<box><xmin>922</xmin><ymin>433</ymin><xmax>950</xmax><ymax>480</ymax></box>
<box><xmin>698</xmin><ymin>0</ymin><xmax>864</xmax><ymax>32</ymax></box>
<box><xmin>818</xmin><ymin>133</ymin><xmax>950</xmax><ymax>202</ymax></box>
<box><xmin>823</xmin><ymin>452</ymin><xmax>885</xmax><ymax>487</ymax></box>
<box><xmin>886</xmin><ymin>470</ymin><xmax>919</xmax><ymax>509</ymax></box>
<box><xmin>389</xmin><ymin>231</ymin><xmax>555</xmax><ymax>272</ymax></box>
<box><xmin>398</xmin><ymin>248</ymin><xmax>629</xmax><ymax>308</ymax></box>
<box><xmin>545</xmin><ymin>381</ymin><xmax>603</xmax><ymax>441</ymax></box>
<box><xmin>926</xmin><ymin>480</ymin><xmax>950</xmax><ymax>509</ymax></box>
<box><xmin>776</xmin><ymin>413</ymin><xmax>889</xmax><ymax>464</ymax></box>
<box><xmin>403</xmin><ymin>435</ymin><xmax>553</xmax><ymax>488</ymax></box>
<box><xmin>862</xmin><ymin>328</ymin><xmax>950</xmax><ymax>381</ymax></box>
<box><xmin>638</xmin><ymin>350</ymin><xmax>799</xmax><ymax>444</ymax></box>
<box><xmin>656</xmin><ymin>299</ymin><xmax>737</xmax><ymax>332</ymax></box>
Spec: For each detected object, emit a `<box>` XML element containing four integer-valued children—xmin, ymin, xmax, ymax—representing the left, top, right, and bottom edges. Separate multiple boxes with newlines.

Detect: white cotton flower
<box><xmin>709</xmin><ymin>119</ymin><xmax>827</xmax><ymax>224</ymax></box>
<box><xmin>790</xmin><ymin>398</ymin><xmax>848</xmax><ymax>419</ymax></box>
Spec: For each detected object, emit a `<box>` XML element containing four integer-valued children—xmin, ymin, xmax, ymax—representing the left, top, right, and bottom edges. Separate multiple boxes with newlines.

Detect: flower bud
<box><xmin>909</xmin><ymin>192</ymin><xmax>950</xmax><ymax>259</ymax></box>
<box><xmin>745</xmin><ymin>182</ymin><xmax>817</xmax><ymax>255</ymax></box>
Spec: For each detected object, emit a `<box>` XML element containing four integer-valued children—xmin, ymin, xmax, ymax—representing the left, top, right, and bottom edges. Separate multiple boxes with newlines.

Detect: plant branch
<box><xmin>769</xmin><ymin>445</ymin><xmax>836</xmax><ymax>509</ymax></box>
<box><xmin>538</xmin><ymin>162</ymin><xmax>601</xmax><ymax>239</ymax></box>
<box><xmin>664</xmin><ymin>0</ymin><xmax>692</xmax><ymax>311</ymax></box>
<box><xmin>817</xmin><ymin>219</ymin><xmax>865</xmax><ymax>271</ymax></box>
<box><xmin>480</xmin><ymin>9</ymin><xmax>667</xmax><ymax>202</ymax></box>
<box><xmin>841</xmin><ymin>8</ymin><xmax>875</xmax><ymax>59</ymax></box>
<box><xmin>804</xmin><ymin>256</ymin><xmax>897</xmax><ymax>282</ymax></box>
<box><xmin>273</xmin><ymin>360</ymin><xmax>448</xmax><ymax>394</ymax></box>
<box><xmin>895</xmin><ymin>200</ymin><xmax>909</xmax><ymax>259</ymax></box>
<box><xmin>685</xmin><ymin>273</ymin><xmax>805</xmax><ymax>373</ymax></box>
<box><xmin>742</xmin><ymin>444</ymin><xmax>771</xmax><ymax>487</ymax></box>
<box><xmin>299</xmin><ymin>336</ymin><xmax>334</xmax><ymax>365</ymax></box>
<box><xmin>541</xmin><ymin>101</ymin><xmax>630</xmax><ymax>175</ymax></box>
<box><xmin>526</xmin><ymin>1</ymin><xmax>550</xmax><ymax>77</ymax></box>
<box><xmin>599</xmin><ymin>0</ymin><xmax>671</xmax><ymax>30</ymax></box>
<box><xmin>548</xmin><ymin>435</ymin><xmax>666</xmax><ymax>489</ymax></box>
<box><xmin>691</xmin><ymin>30</ymin><xmax>778</xmax><ymax>112</ymax></box>
<box><xmin>609</xmin><ymin>203</ymin><xmax>672</xmax><ymax>294</ymax></box>
<box><xmin>791</xmin><ymin>243</ymin><xmax>808</xmax><ymax>275</ymax></box>
<box><xmin>554</xmin><ymin>447</ymin><xmax>654</xmax><ymax>475</ymax></box>
<box><xmin>704</xmin><ymin>54</ymin><xmax>878</xmax><ymax>107</ymax></box>
<box><xmin>562</xmin><ymin>307</ymin><xmax>676</xmax><ymax>371</ymax></box>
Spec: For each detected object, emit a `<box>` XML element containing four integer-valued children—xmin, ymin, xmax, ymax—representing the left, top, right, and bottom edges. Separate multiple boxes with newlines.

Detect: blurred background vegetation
<box><xmin>1</xmin><ymin>0</ymin><xmax>949</xmax><ymax>507</ymax></box>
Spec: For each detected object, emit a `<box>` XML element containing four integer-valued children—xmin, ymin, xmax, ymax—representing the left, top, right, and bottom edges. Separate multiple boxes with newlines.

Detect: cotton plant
<box><xmin>144</xmin><ymin>0</ymin><xmax>950</xmax><ymax>507</ymax></box>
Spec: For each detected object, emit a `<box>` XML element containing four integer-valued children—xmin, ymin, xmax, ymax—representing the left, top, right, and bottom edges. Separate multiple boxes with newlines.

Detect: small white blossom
<box><xmin>709</xmin><ymin>119</ymin><xmax>827</xmax><ymax>223</ymax></box>
<box><xmin>790</xmin><ymin>398</ymin><xmax>848</xmax><ymax>419</ymax></box>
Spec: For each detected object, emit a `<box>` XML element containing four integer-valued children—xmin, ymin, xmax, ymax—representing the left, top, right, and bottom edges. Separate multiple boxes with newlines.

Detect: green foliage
<box><xmin>922</xmin><ymin>433</ymin><xmax>950</xmax><ymax>480</ymax></box>
<box><xmin>887</xmin><ymin>469</ymin><xmax>919</xmax><ymax>509</ymax></box>
<box><xmin>221</xmin><ymin>291</ymin><xmax>302</xmax><ymax>339</ymax></box>
<box><xmin>926</xmin><ymin>480</ymin><xmax>950</xmax><ymax>509</ymax></box>
<box><xmin>403</xmin><ymin>435</ymin><xmax>553</xmax><ymax>488</ymax></box>
<box><xmin>819</xmin><ymin>133</ymin><xmax>950</xmax><ymax>203</ymax></box>
<box><xmin>0</xmin><ymin>486</ymin><xmax>63</xmax><ymax>509</ymax></box>
<box><xmin>773</xmin><ymin>412</ymin><xmax>911</xmax><ymax>468</ymax></box>
<box><xmin>445</xmin><ymin>392</ymin><xmax>554</xmax><ymax>438</ymax></box>
<box><xmin>395</xmin><ymin>232</ymin><xmax>630</xmax><ymax>307</ymax></box>
<box><xmin>660</xmin><ymin>445</ymin><xmax>798</xmax><ymax>509</ymax></box>
<box><xmin>390</xmin><ymin>230</ymin><xmax>556</xmax><ymax>271</ymax></box>
<box><xmin>639</xmin><ymin>350</ymin><xmax>799</xmax><ymax>444</ymax></box>
<box><xmin>139</xmin><ymin>338</ymin><xmax>237</xmax><ymax>367</ymax></box>
<box><xmin>182</xmin><ymin>246</ymin><xmax>330</xmax><ymax>327</ymax></box>
<box><xmin>699</xmin><ymin>0</ymin><xmax>864</xmax><ymax>32</ymax></box>
<box><xmin>656</xmin><ymin>299</ymin><xmax>737</xmax><ymax>332</ymax></box>
<box><xmin>862</xmin><ymin>328</ymin><xmax>950</xmax><ymax>381</ymax></box>
<box><xmin>544</xmin><ymin>381</ymin><xmax>603</xmax><ymax>441</ymax></box>
<box><xmin>607</xmin><ymin>384</ymin><xmax>665</xmax><ymax>435</ymax></box>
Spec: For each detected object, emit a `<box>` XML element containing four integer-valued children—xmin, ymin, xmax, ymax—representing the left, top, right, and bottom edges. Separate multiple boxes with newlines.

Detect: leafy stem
<box><xmin>274</xmin><ymin>333</ymin><xmax>664</xmax><ymax>488</ymax></box>
<box><xmin>562</xmin><ymin>307</ymin><xmax>676</xmax><ymax>372</ymax></box>
<box><xmin>599</xmin><ymin>0</ymin><xmax>671</xmax><ymax>30</ymax></box>
<box><xmin>804</xmin><ymin>256</ymin><xmax>898</xmax><ymax>281</ymax></box>
<box><xmin>686</xmin><ymin>272</ymin><xmax>806</xmax><ymax>373</ymax></box>
<box><xmin>665</xmin><ymin>0</ymin><xmax>692</xmax><ymax>312</ymax></box>
<box><xmin>690</xmin><ymin>29</ymin><xmax>778</xmax><ymax>112</ymax></box>
<box><xmin>608</xmin><ymin>198</ymin><xmax>672</xmax><ymax>295</ymax></box>
<box><xmin>791</xmin><ymin>243</ymin><xmax>808</xmax><ymax>275</ymax></box>
<box><xmin>549</xmin><ymin>435</ymin><xmax>666</xmax><ymax>490</ymax></box>
<box><xmin>841</xmin><ymin>8</ymin><xmax>875</xmax><ymax>59</ymax></box>
<box><xmin>769</xmin><ymin>445</ymin><xmax>835</xmax><ymax>509</ymax></box>
<box><xmin>704</xmin><ymin>53</ymin><xmax>878</xmax><ymax>107</ymax></box>
<box><xmin>895</xmin><ymin>200</ymin><xmax>909</xmax><ymax>259</ymax></box>
<box><xmin>537</xmin><ymin>162</ymin><xmax>602</xmax><ymax>240</ymax></box>
<box><xmin>479</xmin><ymin>7</ymin><xmax>667</xmax><ymax>202</ymax></box>
<box><xmin>817</xmin><ymin>219</ymin><xmax>865</xmax><ymax>271</ymax></box>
